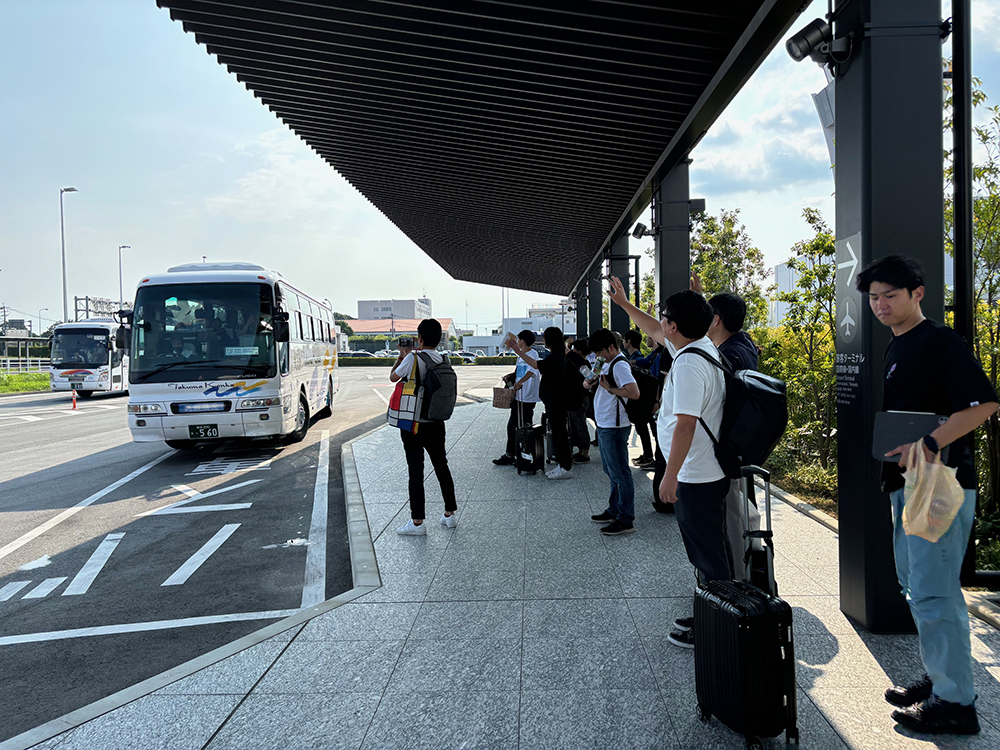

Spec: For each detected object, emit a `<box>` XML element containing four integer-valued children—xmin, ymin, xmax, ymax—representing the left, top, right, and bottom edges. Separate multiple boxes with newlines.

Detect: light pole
<box><xmin>59</xmin><ymin>187</ymin><xmax>78</xmax><ymax>322</ymax></box>
<box><xmin>38</xmin><ymin>308</ymin><xmax>48</xmax><ymax>335</ymax></box>
<box><xmin>118</xmin><ymin>245</ymin><xmax>131</xmax><ymax>307</ymax></box>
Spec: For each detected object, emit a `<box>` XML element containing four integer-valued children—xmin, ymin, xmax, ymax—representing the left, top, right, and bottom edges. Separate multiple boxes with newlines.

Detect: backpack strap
<box><xmin>673</xmin><ymin>346</ymin><xmax>730</xmax><ymax>444</ymax></box>
<box><xmin>605</xmin><ymin>355</ymin><xmax>630</xmax><ymax>427</ymax></box>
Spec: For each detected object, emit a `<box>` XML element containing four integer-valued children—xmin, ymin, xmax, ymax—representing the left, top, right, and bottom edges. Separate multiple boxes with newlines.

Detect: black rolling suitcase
<box><xmin>515</xmin><ymin>405</ymin><xmax>544</xmax><ymax>475</ymax></box>
<box><xmin>541</xmin><ymin>412</ymin><xmax>558</xmax><ymax>464</ymax></box>
<box><xmin>694</xmin><ymin>465</ymin><xmax>798</xmax><ymax>749</ymax></box>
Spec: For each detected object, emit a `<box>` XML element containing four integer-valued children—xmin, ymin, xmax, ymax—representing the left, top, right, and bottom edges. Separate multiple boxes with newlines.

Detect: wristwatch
<box><xmin>922</xmin><ymin>434</ymin><xmax>940</xmax><ymax>453</ymax></box>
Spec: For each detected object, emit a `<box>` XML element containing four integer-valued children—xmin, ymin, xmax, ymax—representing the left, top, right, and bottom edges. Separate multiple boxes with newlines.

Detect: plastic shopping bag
<box><xmin>901</xmin><ymin>442</ymin><xmax>965</xmax><ymax>543</ymax></box>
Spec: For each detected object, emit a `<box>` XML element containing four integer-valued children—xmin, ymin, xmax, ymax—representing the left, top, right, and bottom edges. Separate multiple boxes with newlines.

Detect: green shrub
<box><xmin>976</xmin><ymin>538</ymin><xmax>1000</xmax><ymax>571</ymax></box>
<box><xmin>474</xmin><ymin>357</ymin><xmax>517</xmax><ymax>366</ymax></box>
<box><xmin>337</xmin><ymin>357</ymin><xmax>395</xmax><ymax>366</ymax></box>
<box><xmin>0</xmin><ymin>372</ymin><xmax>49</xmax><ymax>393</ymax></box>
<box><xmin>784</xmin><ymin>462</ymin><xmax>838</xmax><ymax>497</ymax></box>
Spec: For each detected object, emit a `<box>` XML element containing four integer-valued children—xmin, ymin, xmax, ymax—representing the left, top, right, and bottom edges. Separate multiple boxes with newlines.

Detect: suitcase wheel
<box><xmin>786</xmin><ymin>727</ymin><xmax>799</xmax><ymax>745</ymax></box>
<box><xmin>745</xmin><ymin>737</ymin><xmax>763</xmax><ymax>750</ymax></box>
<box><xmin>696</xmin><ymin>703</ymin><xmax>710</xmax><ymax>722</ymax></box>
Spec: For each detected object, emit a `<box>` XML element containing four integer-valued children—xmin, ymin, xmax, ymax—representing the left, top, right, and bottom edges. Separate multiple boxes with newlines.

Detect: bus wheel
<box><xmin>316</xmin><ymin>377</ymin><xmax>333</xmax><ymax>419</ymax></box>
<box><xmin>76</xmin><ymin>391</ymin><xmax>94</xmax><ymax>399</ymax></box>
<box><xmin>165</xmin><ymin>440</ymin><xmax>198</xmax><ymax>450</ymax></box>
<box><xmin>285</xmin><ymin>395</ymin><xmax>310</xmax><ymax>443</ymax></box>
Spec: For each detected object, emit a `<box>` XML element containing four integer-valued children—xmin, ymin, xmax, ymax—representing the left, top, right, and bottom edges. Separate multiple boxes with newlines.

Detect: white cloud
<box><xmin>973</xmin><ymin>3</ymin><xmax>1000</xmax><ymax>52</ymax></box>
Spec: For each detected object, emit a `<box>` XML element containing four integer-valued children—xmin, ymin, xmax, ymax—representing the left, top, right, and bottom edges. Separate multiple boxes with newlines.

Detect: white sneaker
<box><xmin>440</xmin><ymin>513</ymin><xmax>458</xmax><ymax>528</ymax></box>
<box><xmin>547</xmin><ymin>466</ymin><xmax>571</xmax><ymax>480</ymax></box>
<box><xmin>397</xmin><ymin>519</ymin><xmax>427</xmax><ymax>536</ymax></box>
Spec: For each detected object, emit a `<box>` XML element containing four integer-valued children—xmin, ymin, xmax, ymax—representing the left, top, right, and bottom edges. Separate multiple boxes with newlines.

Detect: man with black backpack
<box><xmin>608</xmin><ymin>279</ymin><xmax>734</xmax><ymax>648</ymax></box>
<box><xmin>389</xmin><ymin>318</ymin><xmax>458</xmax><ymax>535</ymax></box>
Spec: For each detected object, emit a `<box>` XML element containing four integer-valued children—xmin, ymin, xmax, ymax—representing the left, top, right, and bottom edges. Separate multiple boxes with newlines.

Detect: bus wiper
<box><xmin>133</xmin><ymin>360</ymin><xmax>200</xmax><ymax>382</ymax></box>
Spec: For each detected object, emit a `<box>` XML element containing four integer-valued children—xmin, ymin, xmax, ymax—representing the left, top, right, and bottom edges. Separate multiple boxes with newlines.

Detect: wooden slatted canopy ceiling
<box><xmin>157</xmin><ymin>0</ymin><xmax>806</xmax><ymax>295</ymax></box>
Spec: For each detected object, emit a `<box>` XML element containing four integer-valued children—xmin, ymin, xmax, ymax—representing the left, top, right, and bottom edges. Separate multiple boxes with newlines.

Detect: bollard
<box><xmin>72</xmin><ymin>390</ymin><xmax>77</xmax><ymax>410</ymax></box>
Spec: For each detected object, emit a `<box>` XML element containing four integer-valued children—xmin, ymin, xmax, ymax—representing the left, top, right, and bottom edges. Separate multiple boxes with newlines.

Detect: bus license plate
<box><xmin>189</xmin><ymin>424</ymin><xmax>219</xmax><ymax>439</ymax></box>
<box><xmin>71</xmin><ymin>382</ymin><xmax>84</xmax><ymax>390</ymax></box>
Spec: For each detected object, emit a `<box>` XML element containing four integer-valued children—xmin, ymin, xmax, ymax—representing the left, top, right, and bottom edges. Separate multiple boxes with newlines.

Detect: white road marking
<box><xmin>0</xmin><ymin>581</ymin><xmax>32</xmax><ymax>601</ymax></box>
<box><xmin>162</xmin><ymin>524</ymin><xmax>241</xmax><ymax>586</ymax></box>
<box><xmin>62</xmin><ymin>533</ymin><xmax>125</xmax><ymax>596</ymax></box>
<box><xmin>186</xmin><ymin>455</ymin><xmax>273</xmax><ymax>476</ymax></box>
<box><xmin>0</xmin><ymin>452</ymin><xmax>173</xmax><ymax>561</ymax></box>
<box><xmin>9</xmin><ymin>415</ymin><xmax>44</xmax><ymax>423</ymax></box>
<box><xmin>370</xmin><ymin>386</ymin><xmax>390</xmax><ymax>405</ymax></box>
<box><xmin>366</xmin><ymin>374</ymin><xmax>374</xmax><ymax>380</ymax></box>
<box><xmin>0</xmin><ymin>609</ymin><xmax>299</xmax><ymax>645</ymax></box>
<box><xmin>22</xmin><ymin>577</ymin><xmax>68</xmax><ymax>599</ymax></box>
<box><xmin>136</xmin><ymin>480</ymin><xmax>260</xmax><ymax>517</ymax></box>
<box><xmin>301</xmin><ymin>430</ymin><xmax>330</xmax><ymax>608</ymax></box>
<box><xmin>52</xmin><ymin>410</ymin><xmax>82</xmax><ymax>416</ymax></box>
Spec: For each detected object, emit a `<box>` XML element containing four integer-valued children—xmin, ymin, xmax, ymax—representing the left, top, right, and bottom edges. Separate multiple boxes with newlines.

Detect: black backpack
<box><xmin>676</xmin><ymin>348</ymin><xmax>788</xmax><ymax>479</ymax></box>
<box><xmin>416</xmin><ymin>352</ymin><xmax>458</xmax><ymax>421</ymax></box>
<box><xmin>605</xmin><ymin>356</ymin><xmax>658</xmax><ymax>425</ymax></box>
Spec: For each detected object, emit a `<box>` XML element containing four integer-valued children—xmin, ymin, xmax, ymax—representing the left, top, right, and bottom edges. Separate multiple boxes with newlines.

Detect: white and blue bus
<box><xmin>49</xmin><ymin>319</ymin><xmax>129</xmax><ymax>397</ymax></box>
<box><xmin>120</xmin><ymin>262</ymin><xmax>338</xmax><ymax>449</ymax></box>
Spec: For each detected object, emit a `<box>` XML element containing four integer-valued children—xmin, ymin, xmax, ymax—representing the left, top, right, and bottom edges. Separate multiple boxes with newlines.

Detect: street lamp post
<box><xmin>38</xmin><ymin>308</ymin><xmax>48</xmax><ymax>335</ymax></box>
<box><xmin>118</xmin><ymin>245</ymin><xmax>131</xmax><ymax>307</ymax></box>
<box><xmin>59</xmin><ymin>187</ymin><xmax>78</xmax><ymax>322</ymax></box>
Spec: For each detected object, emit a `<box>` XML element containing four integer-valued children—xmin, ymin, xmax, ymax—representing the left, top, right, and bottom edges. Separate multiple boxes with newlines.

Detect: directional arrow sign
<box><xmin>137</xmin><ymin>479</ymin><xmax>261</xmax><ymax>516</ymax></box>
<box><xmin>838</xmin><ymin>240</ymin><xmax>859</xmax><ymax>286</ymax></box>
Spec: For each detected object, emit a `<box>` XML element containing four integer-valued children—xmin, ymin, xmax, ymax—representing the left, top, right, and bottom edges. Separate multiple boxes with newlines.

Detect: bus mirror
<box><xmin>115</xmin><ymin>326</ymin><xmax>130</xmax><ymax>351</ymax></box>
<box><xmin>273</xmin><ymin>312</ymin><xmax>290</xmax><ymax>343</ymax></box>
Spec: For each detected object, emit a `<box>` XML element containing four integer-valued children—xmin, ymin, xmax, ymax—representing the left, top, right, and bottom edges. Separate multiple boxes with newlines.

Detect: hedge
<box><xmin>337</xmin><ymin>357</ymin><xmax>396</xmax><ymax>366</ymax></box>
<box><xmin>472</xmin><ymin>356</ymin><xmax>517</xmax><ymax>366</ymax></box>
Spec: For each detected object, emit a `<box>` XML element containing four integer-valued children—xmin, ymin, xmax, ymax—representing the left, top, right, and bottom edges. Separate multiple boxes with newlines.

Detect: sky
<box><xmin>2</xmin><ymin>1</ymin><xmax>999</xmax><ymax>336</ymax></box>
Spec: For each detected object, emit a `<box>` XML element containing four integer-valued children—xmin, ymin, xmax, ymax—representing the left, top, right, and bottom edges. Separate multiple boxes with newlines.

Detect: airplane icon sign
<box><xmin>839</xmin><ymin>297</ymin><xmax>858</xmax><ymax>343</ymax></box>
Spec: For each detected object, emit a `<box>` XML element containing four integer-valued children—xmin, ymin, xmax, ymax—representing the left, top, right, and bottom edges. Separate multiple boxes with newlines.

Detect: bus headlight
<box><xmin>128</xmin><ymin>403</ymin><xmax>165</xmax><ymax>414</ymax></box>
<box><xmin>98</xmin><ymin>372</ymin><xmax>109</xmax><ymax>381</ymax></box>
<box><xmin>238</xmin><ymin>397</ymin><xmax>280</xmax><ymax>410</ymax></box>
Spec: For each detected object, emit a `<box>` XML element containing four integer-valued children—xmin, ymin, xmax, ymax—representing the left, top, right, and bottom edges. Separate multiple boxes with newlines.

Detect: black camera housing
<box><xmin>398</xmin><ymin>337</ymin><xmax>414</xmax><ymax>348</ymax></box>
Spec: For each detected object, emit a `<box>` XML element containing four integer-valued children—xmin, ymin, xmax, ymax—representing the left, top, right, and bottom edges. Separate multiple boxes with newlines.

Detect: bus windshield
<box><xmin>51</xmin><ymin>329</ymin><xmax>111</xmax><ymax>368</ymax></box>
<box><xmin>131</xmin><ymin>283</ymin><xmax>276</xmax><ymax>383</ymax></box>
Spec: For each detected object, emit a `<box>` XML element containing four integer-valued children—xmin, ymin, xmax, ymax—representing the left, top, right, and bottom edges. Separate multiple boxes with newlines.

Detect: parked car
<box><xmin>341</xmin><ymin>351</ymin><xmax>376</xmax><ymax>358</ymax></box>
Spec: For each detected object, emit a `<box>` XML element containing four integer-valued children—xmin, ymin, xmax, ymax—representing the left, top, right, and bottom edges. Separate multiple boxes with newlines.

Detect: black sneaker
<box><xmin>673</xmin><ymin>616</ymin><xmax>694</xmax><ymax>632</ymax></box>
<box><xmin>631</xmin><ymin>454</ymin><xmax>653</xmax><ymax>465</ymax></box>
<box><xmin>492</xmin><ymin>454</ymin><xmax>515</xmax><ymax>466</ymax></box>
<box><xmin>892</xmin><ymin>696</ymin><xmax>980</xmax><ymax>735</ymax></box>
<box><xmin>600</xmin><ymin>520</ymin><xmax>635</xmax><ymax>536</ymax></box>
<box><xmin>652</xmin><ymin>499</ymin><xmax>675</xmax><ymax>514</ymax></box>
<box><xmin>590</xmin><ymin>438</ymin><xmax>599</xmax><ymax>446</ymax></box>
<box><xmin>591</xmin><ymin>511</ymin><xmax>615</xmax><ymax>523</ymax></box>
<box><xmin>637</xmin><ymin>460</ymin><xmax>657</xmax><ymax>471</ymax></box>
<box><xmin>667</xmin><ymin>629</ymin><xmax>695</xmax><ymax>649</ymax></box>
<box><xmin>885</xmin><ymin>674</ymin><xmax>933</xmax><ymax>707</ymax></box>
<box><xmin>572</xmin><ymin>453</ymin><xmax>590</xmax><ymax>463</ymax></box>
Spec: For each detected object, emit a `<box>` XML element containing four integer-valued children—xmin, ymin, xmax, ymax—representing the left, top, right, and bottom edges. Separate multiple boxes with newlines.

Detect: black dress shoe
<box><xmin>652</xmin><ymin>499</ymin><xmax>675</xmax><ymax>514</ymax></box>
<box><xmin>892</xmin><ymin>696</ymin><xmax>980</xmax><ymax>735</ymax></box>
<box><xmin>885</xmin><ymin>674</ymin><xmax>932</xmax><ymax>707</ymax></box>
<box><xmin>492</xmin><ymin>454</ymin><xmax>515</xmax><ymax>466</ymax></box>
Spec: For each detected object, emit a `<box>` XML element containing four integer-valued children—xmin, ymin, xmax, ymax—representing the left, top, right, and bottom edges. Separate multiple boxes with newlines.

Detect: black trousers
<box><xmin>547</xmin><ymin>408</ymin><xmax>572</xmax><ymax>470</ymax></box>
<box><xmin>673</xmin><ymin>476</ymin><xmax>733</xmax><ymax>583</ymax></box>
<box><xmin>400</xmin><ymin>421</ymin><xmax>456</xmax><ymax>520</ymax></box>
<box><xmin>505</xmin><ymin>400</ymin><xmax>536</xmax><ymax>456</ymax></box>
<box><xmin>634</xmin><ymin>418</ymin><xmax>653</xmax><ymax>457</ymax></box>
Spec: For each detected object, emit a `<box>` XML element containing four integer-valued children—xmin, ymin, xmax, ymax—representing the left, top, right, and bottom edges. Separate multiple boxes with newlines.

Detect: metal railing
<box><xmin>1</xmin><ymin>357</ymin><xmax>50</xmax><ymax>374</ymax></box>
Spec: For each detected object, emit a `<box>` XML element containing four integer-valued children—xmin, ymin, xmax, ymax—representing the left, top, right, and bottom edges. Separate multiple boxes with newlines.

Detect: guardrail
<box><xmin>1</xmin><ymin>358</ymin><xmax>50</xmax><ymax>374</ymax></box>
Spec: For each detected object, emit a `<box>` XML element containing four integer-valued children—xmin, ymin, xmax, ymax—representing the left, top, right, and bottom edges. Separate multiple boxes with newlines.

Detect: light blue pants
<box><xmin>890</xmin><ymin>488</ymin><xmax>977</xmax><ymax>705</ymax></box>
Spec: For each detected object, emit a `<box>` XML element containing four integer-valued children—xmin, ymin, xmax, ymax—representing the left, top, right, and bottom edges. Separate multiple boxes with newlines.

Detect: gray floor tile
<box><xmin>357</xmin><ymin>571</ymin><xmax>434</xmax><ymax>603</ymax></box>
<box><xmin>253</xmin><ymin>640</ymin><xmax>404</xmax><ymax>694</ymax></box>
<box><xmin>519</xmin><ymin>689</ymin><xmax>676</xmax><ymax>750</ymax></box>
<box><xmin>784</xmin><ymin>596</ymin><xmax>859</xmax><ymax>635</ymax></box>
<box><xmin>386</xmin><ymin>638</ymin><xmax>521</xmax><ymax>692</ymax></box>
<box><xmin>46</xmin><ymin>695</ymin><xmax>240</xmax><ymax>750</ymax></box>
<box><xmin>364</xmin><ymin>503</ymin><xmax>408</xmax><ymax>538</ymax></box>
<box><xmin>523</xmin><ymin>598</ymin><xmax>637</xmax><ymax>639</ymax></box>
<box><xmin>628</xmin><ymin>597</ymin><xmax>696</xmax><ymax>638</ymax></box>
<box><xmin>206</xmin><ymin>693</ymin><xmax>380</xmax><ymax>750</ymax></box>
<box><xmin>523</xmin><ymin>568</ymin><xmax>622</xmax><ymax>599</ymax></box>
<box><xmin>808</xmin><ymin>686</ymin><xmax>1000</xmax><ymax>749</ymax></box>
<box><xmin>425</xmin><ymin>569</ymin><xmax>525</xmax><ymax>601</ymax></box>
<box><xmin>298</xmin><ymin>602</ymin><xmax>421</xmax><ymax>641</ymax></box>
<box><xmin>437</xmin><ymin>543</ymin><xmax>525</xmax><ymax>573</ymax></box>
<box><xmin>410</xmin><ymin>600</ymin><xmax>524</xmax><ymax>640</ymax></box>
<box><xmin>521</xmin><ymin>636</ymin><xmax>657</xmax><ymax>691</ymax></box>
<box><xmin>361</xmin><ymin>690</ymin><xmax>519</xmax><ymax>750</ymax></box>
<box><xmin>156</xmin><ymin>640</ymin><xmax>287</xmax><ymax>695</ymax></box>
<box><xmin>641</xmin><ymin>635</ymin><xmax>697</xmax><ymax>689</ymax></box>
<box><xmin>795</xmin><ymin>633</ymin><xmax>894</xmax><ymax>691</ymax></box>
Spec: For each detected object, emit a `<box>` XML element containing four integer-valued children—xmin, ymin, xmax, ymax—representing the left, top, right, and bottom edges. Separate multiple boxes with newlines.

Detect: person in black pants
<box><xmin>389</xmin><ymin>319</ymin><xmax>457</xmax><ymax>535</ymax></box>
<box><xmin>493</xmin><ymin>330</ymin><xmax>540</xmax><ymax>465</ymax></box>
<box><xmin>567</xmin><ymin>338</ymin><xmax>592</xmax><ymax>462</ymax></box>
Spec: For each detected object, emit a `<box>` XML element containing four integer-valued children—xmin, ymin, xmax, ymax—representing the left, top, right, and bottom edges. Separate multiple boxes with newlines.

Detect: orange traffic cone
<box><xmin>72</xmin><ymin>390</ymin><xmax>77</xmax><ymax>410</ymax></box>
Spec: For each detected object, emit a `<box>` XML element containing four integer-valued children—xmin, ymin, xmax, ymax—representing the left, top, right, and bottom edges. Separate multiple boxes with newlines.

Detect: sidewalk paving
<box><xmin>22</xmin><ymin>400</ymin><xmax>1000</xmax><ymax>749</ymax></box>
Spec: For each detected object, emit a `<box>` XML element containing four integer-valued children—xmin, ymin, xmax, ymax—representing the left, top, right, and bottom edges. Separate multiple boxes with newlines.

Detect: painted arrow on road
<box><xmin>136</xmin><ymin>479</ymin><xmax>261</xmax><ymax>516</ymax></box>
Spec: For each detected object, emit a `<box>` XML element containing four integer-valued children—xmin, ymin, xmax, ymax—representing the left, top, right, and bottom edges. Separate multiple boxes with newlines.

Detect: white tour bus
<box><xmin>49</xmin><ymin>319</ymin><xmax>129</xmax><ymax>397</ymax></box>
<box><xmin>120</xmin><ymin>262</ymin><xmax>338</xmax><ymax>449</ymax></box>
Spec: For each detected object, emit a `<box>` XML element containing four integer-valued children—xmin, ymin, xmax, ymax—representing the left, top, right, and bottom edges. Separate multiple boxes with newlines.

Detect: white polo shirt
<box><xmin>657</xmin><ymin>337</ymin><xmax>726</xmax><ymax>483</ymax></box>
<box><xmin>593</xmin><ymin>355</ymin><xmax>636</xmax><ymax>428</ymax></box>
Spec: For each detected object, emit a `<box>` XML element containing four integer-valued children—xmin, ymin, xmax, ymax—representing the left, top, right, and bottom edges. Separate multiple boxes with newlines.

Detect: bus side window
<box><xmin>295</xmin><ymin>312</ymin><xmax>304</xmax><ymax>341</ymax></box>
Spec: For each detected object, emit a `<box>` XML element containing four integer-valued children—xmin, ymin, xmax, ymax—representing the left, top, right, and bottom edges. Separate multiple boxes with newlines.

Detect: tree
<box><xmin>944</xmin><ymin>66</ymin><xmax>1000</xmax><ymax>513</ymax></box>
<box><xmin>690</xmin><ymin>208</ymin><xmax>771</xmax><ymax>329</ymax></box>
<box><xmin>333</xmin><ymin>312</ymin><xmax>355</xmax><ymax>337</ymax></box>
<box><xmin>769</xmin><ymin>208</ymin><xmax>838</xmax><ymax>470</ymax></box>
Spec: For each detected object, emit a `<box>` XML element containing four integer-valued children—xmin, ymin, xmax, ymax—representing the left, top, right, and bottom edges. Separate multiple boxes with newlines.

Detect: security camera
<box><xmin>786</xmin><ymin>18</ymin><xmax>833</xmax><ymax>63</ymax></box>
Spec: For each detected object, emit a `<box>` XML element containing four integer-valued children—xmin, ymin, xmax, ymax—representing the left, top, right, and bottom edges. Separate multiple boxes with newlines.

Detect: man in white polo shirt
<box><xmin>607</xmin><ymin>280</ymin><xmax>732</xmax><ymax>649</ymax></box>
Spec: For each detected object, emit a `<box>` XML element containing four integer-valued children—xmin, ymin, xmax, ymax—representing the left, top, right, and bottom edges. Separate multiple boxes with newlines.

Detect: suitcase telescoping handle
<box><xmin>740</xmin><ymin>465</ymin><xmax>772</xmax><ymax>534</ymax></box>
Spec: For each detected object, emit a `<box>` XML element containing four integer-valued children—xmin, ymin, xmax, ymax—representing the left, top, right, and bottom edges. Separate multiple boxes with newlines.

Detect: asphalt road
<box><xmin>0</xmin><ymin>364</ymin><xmax>509</xmax><ymax>742</ymax></box>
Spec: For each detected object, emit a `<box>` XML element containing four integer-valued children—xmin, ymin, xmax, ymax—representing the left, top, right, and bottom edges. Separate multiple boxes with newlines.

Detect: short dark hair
<box><xmin>661</xmin><ymin>290</ymin><xmax>714</xmax><ymax>339</ymax></box>
<box><xmin>571</xmin><ymin>338</ymin><xmax>590</xmax><ymax>355</ymax></box>
<box><xmin>543</xmin><ymin>326</ymin><xmax>564</xmax><ymax>351</ymax></box>
<box><xmin>855</xmin><ymin>255</ymin><xmax>925</xmax><ymax>294</ymax></box>
<box><xmin>417</xmin><ymin>318</ymin><xmax>442</xmax><ymax>348</ymax></box>
<box><xmin>709</xmin><ymin>293</ymin><xmax>747</xmax><ymax>333</ymax></box>
<box><xmin>588</xmin><ymin>328</ymin><xmax>618</xmax><ymax>353</ymax></box>
<box><xmin>517</xmin><ymin>329</ymin><xmax>536</xmax><ymax>346</ymax></box>
<box><xmin>623</xmin><ymin>329</ymin><xmax>643</xmax><ymax>349</ymax></box>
